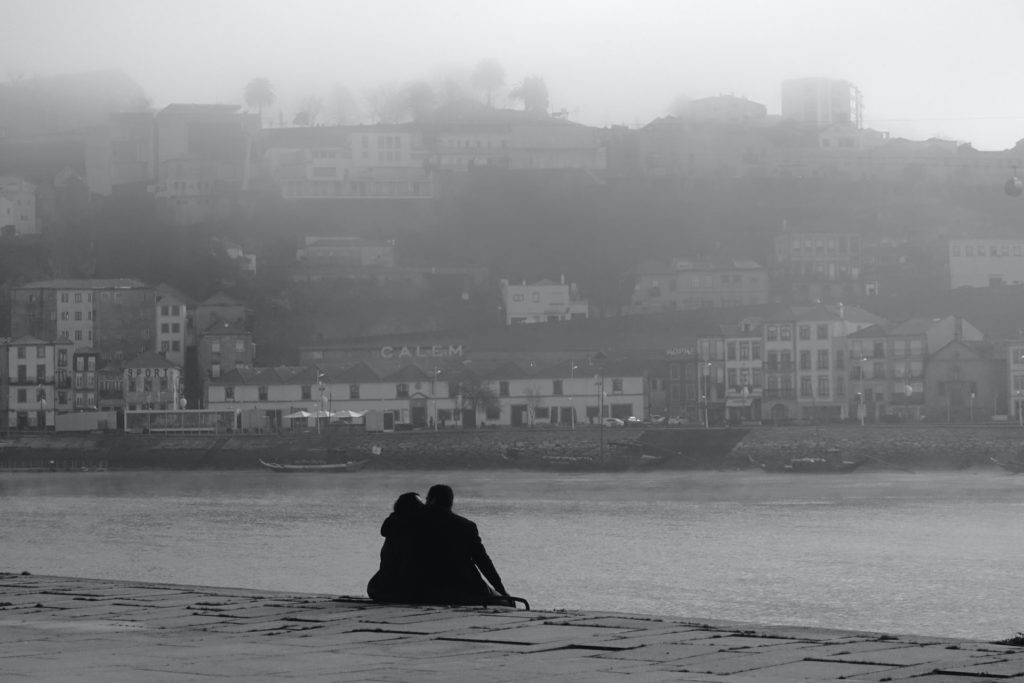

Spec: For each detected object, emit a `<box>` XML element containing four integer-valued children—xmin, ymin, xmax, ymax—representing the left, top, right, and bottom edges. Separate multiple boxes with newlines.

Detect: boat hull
<box><xmin>258</xmin><ymin>459</ymin><xmax>368</xmax><ymax>473</ymax></box>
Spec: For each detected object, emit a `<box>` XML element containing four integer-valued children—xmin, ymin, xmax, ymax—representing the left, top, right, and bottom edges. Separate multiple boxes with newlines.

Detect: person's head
<box><xmin>425</xmin><ymin>484</ymin><xmax>454</xmax><ymax>510</ymax></box>
<box><xmin>393</xmin><ymin>491</ymin><xmax>424</xmax><ymax>515</ymax></box>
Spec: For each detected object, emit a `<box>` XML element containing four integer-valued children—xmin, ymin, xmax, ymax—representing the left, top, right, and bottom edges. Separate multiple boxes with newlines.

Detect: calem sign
<box><xmin>379</xmin><ymin>344</ymin><xmax>464</xmax><ymax>359</ymax></box>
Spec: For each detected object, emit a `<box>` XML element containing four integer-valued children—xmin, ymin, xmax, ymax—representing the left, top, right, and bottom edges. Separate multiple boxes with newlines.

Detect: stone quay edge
<box><xmin>2</xmin><ymin>573</ymin><xmax>1023</xmax><ymax>682</ymax></box>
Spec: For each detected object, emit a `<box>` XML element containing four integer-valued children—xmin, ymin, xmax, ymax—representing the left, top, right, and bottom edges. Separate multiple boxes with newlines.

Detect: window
<box><xmin>817</xmin><ymin>349</ymin><xmax>829</xmax><ymax>370</ymax></box>
<box><xmin>161</xmin><ymin>341</ymin><xmax>170</xmax><ymax>352</ymax></box>
<box><xmin>612</xmin><ymin>378</ymin><xmax>623</xmax><ymax>393</ymax></box>
<box><xmin>766</xmin><ymin>326</ymin><xmax>778</xmax><ymax>341</ymax></box>
<box><xmin>211</xmin><ymin>362</ymin><xmax>220</xmax><ymax>378</ymax></box>
<box><xmin>349</xmin><ymin>384</ymin><xmax>360</xmax><ymax>400</ymax></box>
<box><xmin>780</xmin><ymin>326</ymin><xmax>792</xmax><ymax>341</ymax></box>
<box><xmin>512</xmin><ymin>294</ymin><xmax>524</xmax><ymax>302</ymax></box>
<box><xmin>211</xmin><ymin>342</ymin><xmax>221</xmax><ymax>353</ymax></box>
<box><xmin>396</xmin><ymin>383</ymin><xmax>409</xmax><ymax>398</ymax></box>
<box><xmin>499</xmin><ymin>381</ymin><xmax>509</xmax><ymax>397</ymax></box>
<box><xmin>817</xmin><ymin>376</ymin><xmax>830</xmax><ymax>397</ymax></box>
<box><xmin>800</xmin><ymin>376</ymin><xmax>813</xmax><ymax>397</ymax></box>
<box><xmin>235</xmin><ymin>340</ymin><xmax>245</xmax><ymax>352</ymax></box>
<box><xmin>800</xmin><ymin>350</ymin><xmax>811</xmax><ymax>370</ymax></box>
<box><xmin>58</xmin><ymin>349</ymin><xmax>67</xmax><ymax>367</ymax></box>
<box><xmin>172</xmin><ymin>305</ymin><xmax>181</xmax><ymax>316</ymax></box>
<box><xmin>161</xmin><ymin>306</ymin><xmax>170</xmax><ymax>316</ymax></box>
<box><xmin>225</xmin><ymin>387</ymin><xmax>234</xmax><ymax>400</ymax></box>
<box><xmin>727</xmin><ymin>342</ymin><xmax>736</xmax><ymax>360</ymax></box>
<box><xmin>817</xmin><ymin>324</ymin><xmax>828</xmax><ymax>340</ymax></box>
<box><xmin>752</xmin><ymin>342</ymin><xmax>761</xmax><ymax>360</ymax></box>
<box><xmin>301</xmin><ymin>385</ymin><xmax>311</xmax><ymax>400</ymax></box>
<box><xmin>258</xmin><ymin>386</ymin><xmax>268</xmax><ymax>401</ymax></box>
<box><xmin>17</xmin><ymin>389</ymin><xmax>27</xmax><ymax>403</ymax></box>
<box><xmin>36</xmin><ymin>346</ymin><xmax>45</xmax><ymax>358</ymax></box>
<box><xmin>74</xmin><ymin>292</ymin><xmax>82</xmax><ymax>303</ymax></box>
<box><xmin>752</xmin><ymin>368</ymin><xmax>762</xmax><ymax>387</ymax></box>
<box><xmin>728</xmin><ymin>368</ymin><xmax>737</xmax><ymax>387</ymax></box>
<box><xmin>799</xmin><ymin>325</ymin><xmax>811</xmax><ymax>340</ymax></box>
<box><xmin>74</xmin><ymin>330</ymin><xmax>82</xmax><ymax>341</ymax></box>
<box><xmin>143</xmin><ymin>376</ymin><xmax>153</xmax><ymax>392</ymax></box>
<box><xmin>739</xmin><ymin>342</ymin><xmax>750</xmax><ymax>360</ymax></box>
<box><xmin>553</xmin><ymin>379</ymin><xmax>563</xmax><ymax>395</ymax></box>
<box><xmin>874</xmin><ymin>361</ymin><xmax>885</xmax><ymax>378</ymax></box>
<box><xmin>159</xmin><ymin>377</ymin><xmax>168</xmax><ymax>391</ymax></box>
<box><xmin>171</xmin><ymin>341</ymin><xmax>180</xmax><ymax>352</ymax></box>
<box><xmin>36</xmin><ymin>364</ymin><xmax>46</xmax><ymax>380</ymax></box>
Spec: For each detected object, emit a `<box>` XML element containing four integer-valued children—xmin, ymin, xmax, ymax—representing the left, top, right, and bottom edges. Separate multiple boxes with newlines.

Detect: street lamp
<box><xmin>970</xmin><ymin>391</ymin><xmax>976</xmax><ymax>423</ymax></box>
<box><xmin>699</xmin><ymin>361</ymin><xmax>712</xmax><ymax>428</ymax></box>
<box><xmin>1016</xmin><ymin>390</ymin><xmax>1024</xmax><ymax>427</ymax></box>
<box><xmin>858</xmin><ymin>356</ymin><xmax>867</xmax><ymax>426</ymax></box>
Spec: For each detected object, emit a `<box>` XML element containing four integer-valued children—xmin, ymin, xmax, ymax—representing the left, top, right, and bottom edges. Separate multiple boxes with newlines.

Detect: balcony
<box><xmin>763</xmin><ymin>389</ymin><xmax>796</xmax><ymax>400</ymax></box>
<box><xmin>764</xmin><ymin>362</ymin><xmax>795</xmax><ymax>372</ymax></box>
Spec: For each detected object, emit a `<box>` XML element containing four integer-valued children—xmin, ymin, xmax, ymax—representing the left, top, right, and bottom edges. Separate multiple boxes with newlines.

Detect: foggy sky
<box><xmin>5</xmin><ymin>0</ymin><xmax>1024</xmax><ymax>150</ymax></box>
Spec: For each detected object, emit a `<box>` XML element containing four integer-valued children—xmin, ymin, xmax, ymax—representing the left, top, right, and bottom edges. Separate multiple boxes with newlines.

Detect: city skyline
<box><xmin>5</xmin><ymin>0</ymin><xmax>1024</xmax><ymax>150</ymax></box>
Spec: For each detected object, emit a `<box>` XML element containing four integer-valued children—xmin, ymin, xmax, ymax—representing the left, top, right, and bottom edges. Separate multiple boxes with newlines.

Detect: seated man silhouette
<box><xmin>421</xmin><ymin>483</ymin><xmax>512</xmax><ymax>606</ymax></box>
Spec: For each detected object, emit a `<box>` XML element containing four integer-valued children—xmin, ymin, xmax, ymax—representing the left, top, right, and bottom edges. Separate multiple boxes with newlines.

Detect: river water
<box><xmin>2</xmin><ymin>469</ymin><xmax>1022</xmax><ymax>641</ymax></box>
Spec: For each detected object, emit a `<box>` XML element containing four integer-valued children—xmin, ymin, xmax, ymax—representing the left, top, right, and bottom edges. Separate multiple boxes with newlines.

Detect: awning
<box><xmin>725</xmin><ymin>398</ymin><xmax>754</xmax><ymax>408</ymax></box>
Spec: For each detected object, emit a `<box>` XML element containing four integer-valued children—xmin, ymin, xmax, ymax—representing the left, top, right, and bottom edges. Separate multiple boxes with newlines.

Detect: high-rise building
<box><xmin>781</xmin><ymin>78</ymin><xmax>863</xmax><ymax>128</ymax></box>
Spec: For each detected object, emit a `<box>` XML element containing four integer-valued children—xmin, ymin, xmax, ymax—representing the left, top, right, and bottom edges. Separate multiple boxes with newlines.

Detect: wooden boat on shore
<box><xmin>258</xmin><ymin>458</ymin><xmax>369</xmax><ymax>473</ymax></box>
<box><xmin>753</xmin><ymin>455</ymin><xmax>869</xmax><ymax>474</ymax></box>
<box><xmin>990</xmin><ymin>457</ymin><xmax>1024</xmax><ymax>474</ymax></box>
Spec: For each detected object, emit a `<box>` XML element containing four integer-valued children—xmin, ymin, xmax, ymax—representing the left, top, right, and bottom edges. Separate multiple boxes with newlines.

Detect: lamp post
<box><xmin>970</xmin><ymin>391</ymin><xmax>975</xmax><ymax>423</ymax></box>
<box><xmin>569</xmin><ymin>359</ymin><xmax>577</xmax><ymax>429</ymax></box>
<box><xmin>1016</xmin><ymin>389</ymin><xmax>1024</xmax><ymax>427</ymax></box>
<box><xmin>699</xmin><ymin>361</ymin><xmax>712</xmax><ymax>428</ymax></box>
<box><xmin>595</xmin><ymin>373</ymin><xmax>605</xmax><ymax>458</ymax></box>
<box><xmin>315</xmin><ymin>368</ymin><xmax>325</xmax><ymax>435</ymax></box>
<box><xmin>858</xmin><ymin>356</ymin><xmax>867</xmax><ymax>426</ymax></box>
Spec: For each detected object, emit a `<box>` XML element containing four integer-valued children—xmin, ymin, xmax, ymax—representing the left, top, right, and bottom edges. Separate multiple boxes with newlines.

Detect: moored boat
<box><xmin>755</xmin><ymin>455</ymin><xmax>868</xmax><ymax>474</ymax></box>
<box><xmin>258</xmin><ymin>458</ymin><xmax>369</xmax><ymax>473</ymax></box>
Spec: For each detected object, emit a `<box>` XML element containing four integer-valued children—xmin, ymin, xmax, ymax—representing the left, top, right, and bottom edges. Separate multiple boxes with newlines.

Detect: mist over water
<box><xmin>3</xmin><ymin>469</ymin><xmax>1023</xmax><ymax>640</ymax></box>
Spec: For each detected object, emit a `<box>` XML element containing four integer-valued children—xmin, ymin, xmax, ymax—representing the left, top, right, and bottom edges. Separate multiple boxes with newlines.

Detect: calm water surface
<box><xmin>2</xmin><ymin>469</ymin><xmax>1022</xmax><ymax>640</ymax></box>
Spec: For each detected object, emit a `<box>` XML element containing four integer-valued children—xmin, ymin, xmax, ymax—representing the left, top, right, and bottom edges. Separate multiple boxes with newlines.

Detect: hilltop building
<box><xmin>500</xmin><ymin>277</ymin><xmax>589</xmax><ymax>325</ymax></box>
<box><xmin>629</xmin><ymin>258</ymin><xmax>770</xmax><ymax>313</ymax></box>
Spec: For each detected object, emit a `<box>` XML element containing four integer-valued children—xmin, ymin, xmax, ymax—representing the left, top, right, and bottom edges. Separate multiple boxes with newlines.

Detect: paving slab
<box><xmin>2</xmin><ymin>572</ymin><xmax>1023</xmax><ymax>682</ymax></box>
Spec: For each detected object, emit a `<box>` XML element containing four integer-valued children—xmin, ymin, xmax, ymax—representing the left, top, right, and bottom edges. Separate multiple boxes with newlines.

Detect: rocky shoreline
<box><xmin>0</xmin><ymin>424</ymin><xmax>1022</xmax><ymax>471</ymax></box>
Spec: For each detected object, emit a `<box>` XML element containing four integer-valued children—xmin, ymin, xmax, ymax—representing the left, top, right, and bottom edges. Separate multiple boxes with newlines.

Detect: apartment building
<box><xmin>123</xmin><ymin>351</ymin><xmax>182</xmax><ymax>411</ymax></box>
<box><xmin>151</xmin><ymin>104</ymin><xmax>260</xmax><ymax>225</ymax></box>
<box><xmin>262</xmin><ymin>125</ymin><xmax>433</xmax><ymax>200</ymax></box>
<box><xmin>629</xmin><ymin>258</ymin><xmax>769</xmax><ymax>314</ymax></box>
<box><xmin>0</xmin><ymin>175</ymin><xmax>36</xmax><ymax>236</ymax></box>
<box><xmin>9</xmin><ymin>279</ymin><xmax>156</xmax><ymax>358</ymax></box>
<box><xmin>947</xmin><ymin>238</ymin><xmax>1024</xmax><ymax>288</ymax></box>
<box><xmin>500</xmin><ymin>277</ymin><xmax>589</xmax><ymax>325</ymax></box>
<box><xmin>155</xmin><ymin>285</ymin><xmax>190</xmax><ymax>368</ymax></box>
<box><xmin>3</xmin><ymin>335</ymin><xmax>73</xmax><ymax>429</ymax></box>
<box><xmin>781</xmin><ymin>78</ymin><xmax>863</xmax><ymax>129</ymax></box>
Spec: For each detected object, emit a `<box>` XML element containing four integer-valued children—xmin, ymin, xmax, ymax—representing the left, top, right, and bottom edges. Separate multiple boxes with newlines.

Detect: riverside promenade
<box><xmin>2</xmin><ymin>573</ymin><xmax>1022</xmax><ymax>682</ymax></box>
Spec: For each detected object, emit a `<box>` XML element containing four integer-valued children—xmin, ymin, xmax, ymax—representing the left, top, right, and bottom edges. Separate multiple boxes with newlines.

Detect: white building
<box><xmin>948</xmin><ymin>238</ymin><xmax>1024</xmax><ymax>288</ymax></box>
<box><xmin>500</xmin><ymin>277</ymin><xmax>589</xmax><ymax>325</ymax></box>
<box><xmin>0</xmin><ymin>176</ymin><xmax>37</xmax><ymax>236</ymax></box>
<box><xmin>205</xmin><ymin>358</ymin><xmax>645</xmax><ymax>430</ymax></box>
<box><xmin>155</xmin><ymin>285</ymin><xmax>190</xmax><ymax>368</ymax></box>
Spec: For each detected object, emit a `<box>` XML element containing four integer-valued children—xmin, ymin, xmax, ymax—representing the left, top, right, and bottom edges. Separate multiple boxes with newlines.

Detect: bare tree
<box><xmin>509</xmin><ymin>76</ymin><xmax>549</xmax><ymax>115</ymax></box>
<box><xmin>329</xmin><ymin>85</ymin><xmax>361</xmax><ymax>124</ymax></box>
<box><xmin>364</xmin><ymin>84</ymin><xmax>408</xmax><ymax>124</ymax></box>
<box><xmin>402</xmin><ymin>81</ymin><xmax>436</xmax><ymax>121</ymax></box>
<box><xmin>523</xmin><ymin>385</ymin><xmax>544</xmax><ymax>427</ymax></box>
<box><xmin>471</xmin><ymin>59</ymin><xmax>505</xmax><ymax>107</ymax></box>
<box><xmin>456</xmin><ymin>377</ymin><xmax>500</xmax><ymax>423</ymax></box>
<box><xmin>293</xmin><ymin>96</ymin><xmax>322</xmax><ymax>126</ymax></box>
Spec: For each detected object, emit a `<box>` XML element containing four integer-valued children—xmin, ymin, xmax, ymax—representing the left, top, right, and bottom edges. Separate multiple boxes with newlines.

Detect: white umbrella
<box><xmin>284</xmin><ymin>410</ymin><xmax>312</xmax><ymax>419</ymax></box>
<box><xmin>334</xmin><ymin>409</ymin><xmax>367</xmax><ymax>419</ymax></box>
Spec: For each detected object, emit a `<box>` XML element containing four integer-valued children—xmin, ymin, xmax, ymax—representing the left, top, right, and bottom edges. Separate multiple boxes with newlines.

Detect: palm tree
<box><xmin>244</xmin><ymin>77</ymin><xmax>275</xmax><ymax>121</ymax></box>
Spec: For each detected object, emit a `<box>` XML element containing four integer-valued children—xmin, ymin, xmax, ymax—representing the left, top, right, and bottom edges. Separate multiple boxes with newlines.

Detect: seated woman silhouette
<box><xmin>366</xmin><ymin>492</ymin><xmax>426</xmax><ymax>603</ymax></box>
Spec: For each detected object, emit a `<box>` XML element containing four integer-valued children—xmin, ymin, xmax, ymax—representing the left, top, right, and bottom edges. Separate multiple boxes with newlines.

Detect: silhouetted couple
<box><xmin>367</xmin><ymin>484</ymin><xmax>512</xmax><ymax>606</ymax></box>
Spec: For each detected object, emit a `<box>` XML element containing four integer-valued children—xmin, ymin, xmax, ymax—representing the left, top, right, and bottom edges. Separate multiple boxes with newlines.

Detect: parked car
<box><xmin>644</xmin><ymin>414</ymin><xmax>666</xmax><ymax>425</ymax></box>
<box><xmin>625</xmin><ymin>416</ymin><xmax>643</xmax><ymax>427</ymax></box>
<box><xmin>602</xmin><ymin>417</ymin><xmax>625</xmax><ymax>427</ymax></box>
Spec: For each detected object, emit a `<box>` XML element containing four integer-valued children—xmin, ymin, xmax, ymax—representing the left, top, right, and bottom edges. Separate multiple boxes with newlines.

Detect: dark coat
<box><xmin>366</xmin><ymin>510</ymin><xmax>425</xmax><ymax>602</ymax></box>
<box><xmin>420</xmin><ymin>506</ymin><xmax>506</xmax><ymax>604</ymax></box>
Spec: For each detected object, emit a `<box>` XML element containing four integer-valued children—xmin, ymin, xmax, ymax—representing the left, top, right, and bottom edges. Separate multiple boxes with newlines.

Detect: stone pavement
<box><xmin>1</xmin><ymin>573</ymin><xmax>1023</xmax><ymax>682</ymax></box>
